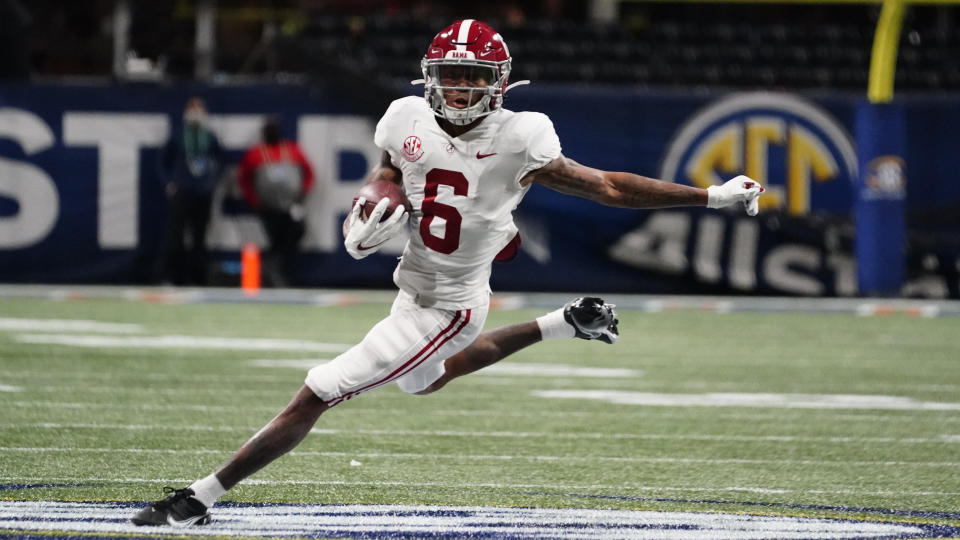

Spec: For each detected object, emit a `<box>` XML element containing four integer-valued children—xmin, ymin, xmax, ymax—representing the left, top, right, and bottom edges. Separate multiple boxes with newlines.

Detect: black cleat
<box><xmin>563</xmin><ymin>297</ymin><xmax>619</xmax><ymax>344</ymax></box>
<box><xmin>131</xmin><ymin>487</ymin><xmax>211</xmax><ymax>527</ymax></box>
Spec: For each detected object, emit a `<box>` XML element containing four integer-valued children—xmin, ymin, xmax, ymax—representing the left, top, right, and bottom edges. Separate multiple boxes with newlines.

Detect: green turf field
<box><xmin>1</xmin><ymin>293</ymin><xmax>959</xmax><ymax>538</ymax></box>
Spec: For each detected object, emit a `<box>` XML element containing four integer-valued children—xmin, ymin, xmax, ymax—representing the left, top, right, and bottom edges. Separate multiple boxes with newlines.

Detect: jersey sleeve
<box><xmin>374</xmin><ymin>96</ymin><xmax>421</xmax><ymax>169</ymax></box>
<box><xmin>513</xmin><ymin>112</ymin><xmax>562</xmax><ymax>185</ymax></box>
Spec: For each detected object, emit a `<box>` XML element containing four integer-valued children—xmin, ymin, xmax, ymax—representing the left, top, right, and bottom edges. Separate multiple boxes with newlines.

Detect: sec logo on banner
<box><xmin>862</xmin><ymin>155</ymin><xmax>906</xmax><ymax>200</ymax></box>
<box><xmin>660</xmin><ymin>92</ymin><xmax>857</xmax><ymax>216</ymax></box>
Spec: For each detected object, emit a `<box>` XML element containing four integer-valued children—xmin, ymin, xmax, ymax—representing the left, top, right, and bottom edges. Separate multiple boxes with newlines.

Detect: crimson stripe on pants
<box><xmin>389</xmin><ymin>308</ymin><xmax>472</xmax><ymax>383</ymax></box>
<box><xmin>327</xmin><ymin>309</ymin><xmax>470</xmax><ymax>406</ymax></box>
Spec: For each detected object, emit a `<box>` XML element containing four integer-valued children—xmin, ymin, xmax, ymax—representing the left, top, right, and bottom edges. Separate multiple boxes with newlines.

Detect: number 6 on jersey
<box><xmin>420</xmin><ymin>168</ymin><xmax>468</xmax><ymax>254</ymax></box>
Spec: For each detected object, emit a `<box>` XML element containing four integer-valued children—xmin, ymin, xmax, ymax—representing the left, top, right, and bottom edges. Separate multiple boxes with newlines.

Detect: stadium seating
<box><xmin>282</xmin><ymin>4</ymin><xmax>959</xmax><ymax>91</ymax></box>
<box><xmin>7</xmin><ymin>2</ymin><xmax>957</xmax><ymax>91</ymax></box>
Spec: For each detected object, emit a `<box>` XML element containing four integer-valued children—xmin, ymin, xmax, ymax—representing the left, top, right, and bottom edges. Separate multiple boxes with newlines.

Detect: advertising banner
<box><xmin>1</xmin><ymin>84</ymin><xmax>958</xmax><ymax>297</ymax></box>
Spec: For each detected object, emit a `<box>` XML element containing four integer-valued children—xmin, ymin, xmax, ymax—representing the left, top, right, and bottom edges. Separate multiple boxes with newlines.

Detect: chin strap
<box><xmin>442</xmin><ymin>94</ymin><xmax>492</xmax><ymax>126</ymax></box>
<box><xmin>410</xmin><ymin>79</ymin><xmax>425</xmax><ymax>85</ymax></box>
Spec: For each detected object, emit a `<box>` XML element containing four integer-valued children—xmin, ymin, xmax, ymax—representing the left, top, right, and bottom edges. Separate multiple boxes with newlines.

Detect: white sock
<box><xmin>536</xmin><ymin>308</ymin><xmax>576</xmax><ymax>340</ymax></box>
<box><xmin>188</xmin><ymin>473</ymin><xmax>226</xmax><ymax>508</ymax></box>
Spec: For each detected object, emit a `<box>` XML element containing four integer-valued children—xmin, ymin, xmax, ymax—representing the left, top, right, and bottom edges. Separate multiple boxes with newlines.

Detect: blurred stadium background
<box><xmin>1</xmin><ymin>0</ymin><xmax>959</xmax><ymax>297</ymax></box>
<box><xmin>2</xmin><ymin>2</ymin><xmax>960</xmax><ymax>539</ymax></box>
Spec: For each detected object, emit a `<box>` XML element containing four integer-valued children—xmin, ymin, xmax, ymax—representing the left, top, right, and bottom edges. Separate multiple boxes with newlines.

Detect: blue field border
<box><xmin>222</xmin><ymin>499</ymin><xmax>960</xmax><ymax>539</ymax></box>
<box><xmin>536</xmin><ymin>491</ymin><xmax>960</xmax><ymax>522</ymax></box>
<box><xmin>2</xmin><ymin>285</ymin><xmax>960</xmax><ymax>317</ymax></box>
<box><xmin>2</xmin><ymin>500</ymin><xmax>959</xmax><ymax>540</ymax></box>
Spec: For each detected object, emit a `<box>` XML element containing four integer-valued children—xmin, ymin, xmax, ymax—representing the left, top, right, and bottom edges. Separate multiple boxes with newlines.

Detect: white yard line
<box><xmin>15</xmin><ymin>383</ymin><xmax>635</xmax><ymax>400</ymax></box>
<box><xmin>0</xmin><ymin>474</ymin><xmax>956</xmax><ymax>498</ymax></box>
<box><xmin>532</xmin><ymin>390</ymin><xmax>960</xmax><ymax>411</ymax></box>
<box><xmin>3</xmin><ymin>421</ymin><xmax>957</xmax><ymax>444</ymax></box>
<box><xmin>32</xmin><ymin>385</ymin><xmax>292</xmax><ymax>398</ymax></box>
<box><xmin>248</xmin><ymin>360</ymin><xmax>643</xmax><ymax>378</ymax></box>
<box><xmin>14</xmin><ymin>383</ymin><xmax>960</xmax><ymax>412</ymax></box>
<box><xmin>12</xmin><ymin>333</ymin><xmax>352</xmax><ymax>352</ymax></box>
<box><xmin>2</xmin><ymin>446</ymin><xmax>959</xmax><ymax>468</ymax></box>
<box><xmin>0</xmin><ymin>318</ymin><xmax>143</xmax><ymax>334</ymax></box>
<box><xmin>5</xmin><ymin>398</ymin><xmax>960</xmax><ymax>423</ymax></box>
<box><xmin>0</xmin><ymin>384</ymin><xmax>22</xmax><ymax>392</ymax></box>
<box><xmin>4</xmin><ymin>368</ymin><xmax>959</xmax><ymax>394</ymax></box>
<box><xmin>5</xmin><ymin>400</ymin><xmax>280</xmax><ymax>413</ymax></box>
<box><xmin>0</xmin><ymin>372</ymin><xmax>302</xmax><ymax>385</ymax></box>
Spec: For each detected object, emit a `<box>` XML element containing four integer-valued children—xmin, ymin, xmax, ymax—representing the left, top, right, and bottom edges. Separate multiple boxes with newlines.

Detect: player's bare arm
<box><xmin>365</xmin><ymin>151</ymin><xmax>402</xmax><ymax>187</ymax></box>
<box><xmin>523</xmin><ymin>154</ymin><xmax>706</xmax><ymax>208</ymax></box>
<box><xmin>525</xmin><ymin>154</ymin><xmax>763</xmax><ymax>214</ymax></box>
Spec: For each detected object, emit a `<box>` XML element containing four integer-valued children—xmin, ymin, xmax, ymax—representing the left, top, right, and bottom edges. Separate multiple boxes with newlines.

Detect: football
<box><xmin>352</xmin><ymin>180</ymin><xmax>412</xmax><ymax>223</ymax></box>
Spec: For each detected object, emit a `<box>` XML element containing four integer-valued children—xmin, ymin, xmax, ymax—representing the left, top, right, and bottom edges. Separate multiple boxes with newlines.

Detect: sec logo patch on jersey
<box><xmin>402</xmin><ymin>135</ymin><xmax>424</xmax><ymax>162</ymax></box>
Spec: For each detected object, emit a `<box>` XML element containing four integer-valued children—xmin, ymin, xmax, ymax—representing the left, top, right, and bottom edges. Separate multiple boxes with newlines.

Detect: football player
<box><xmin>132</xmin><ymin>19</ymin><xmax>762</xmax><ymax>526</ymax></box>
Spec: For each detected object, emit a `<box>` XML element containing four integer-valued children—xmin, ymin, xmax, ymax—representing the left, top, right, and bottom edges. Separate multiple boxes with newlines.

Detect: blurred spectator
<box><xmin>158</xmin><ymin>97</ymin><xmax>224</xmax><ymax>285</ymax></box>
<box><xmin>237</xmin><ymin>117</ymin><xmax>315</xmax><ymax>287</ymax></box>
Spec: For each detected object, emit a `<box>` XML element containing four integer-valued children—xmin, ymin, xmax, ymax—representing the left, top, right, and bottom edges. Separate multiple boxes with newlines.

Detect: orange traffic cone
<box><xmin>241</xmin><ymin>243</ymin><xmax>261</xmax><ymax>297</ymax></box>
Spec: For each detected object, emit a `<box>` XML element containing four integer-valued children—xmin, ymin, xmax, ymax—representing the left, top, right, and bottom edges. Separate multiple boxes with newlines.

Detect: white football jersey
<box><xmin>374</xmin><ymin>96</ymin><xmax>562</xmax><ymax>309</ymax></box>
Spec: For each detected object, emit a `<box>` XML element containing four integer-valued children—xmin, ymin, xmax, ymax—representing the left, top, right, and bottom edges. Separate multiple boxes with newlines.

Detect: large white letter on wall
<box><xmin>63</xmin><ymin>113</ymin><xmax>168</xmax><ymax>248</ymax></box>
<box><xmin>298</xmin><ymin>116</ymin><xmax>381</xmax><ymax>252</ymax></box>
<box><xmin>0</xmin><ymin>108</ymin><xmax>58</xmax><ymax>249</ymax></box>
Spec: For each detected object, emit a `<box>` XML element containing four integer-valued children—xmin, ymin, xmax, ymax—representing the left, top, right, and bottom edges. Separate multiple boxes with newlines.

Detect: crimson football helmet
<box><xmin>421</xmin><ymin>19</ymin><xmax>523</xmax><ymax>126</ymax></box>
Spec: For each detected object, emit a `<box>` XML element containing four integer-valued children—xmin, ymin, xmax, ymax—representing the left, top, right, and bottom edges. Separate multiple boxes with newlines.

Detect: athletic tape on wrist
<box><xmin>536</xmin><ymin>308</ymin><xmax>576</xmax><ymax>340</ymax></box>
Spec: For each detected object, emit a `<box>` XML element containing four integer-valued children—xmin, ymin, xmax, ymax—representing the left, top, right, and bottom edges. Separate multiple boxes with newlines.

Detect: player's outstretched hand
<box><xmin>706</xmin><ymin>175</ymin><xmax>764</xmax><ymax>216</ymax></box>
<box><xmin>344</xmin><ymin>197</ymin><xmax>409</xmax><ymax>260</ymax></box>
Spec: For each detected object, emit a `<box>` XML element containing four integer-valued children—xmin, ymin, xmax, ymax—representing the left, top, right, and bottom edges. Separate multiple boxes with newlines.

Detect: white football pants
<box><xmin>305</xmin><ymin>290</ymin><xmax>488</xmax><ymax>406</ymax></box>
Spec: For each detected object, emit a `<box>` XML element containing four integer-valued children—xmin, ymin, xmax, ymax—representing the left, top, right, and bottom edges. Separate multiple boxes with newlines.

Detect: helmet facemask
<box><xmin>422</xmin><ymin>59</ymin><xmax>510</xmax><ymax>126</ymax></box>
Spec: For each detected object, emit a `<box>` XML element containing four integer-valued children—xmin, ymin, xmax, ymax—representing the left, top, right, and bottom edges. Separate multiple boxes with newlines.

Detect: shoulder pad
<box><xmin>375</xmin><ymin>96</ymin><xmax>428</xmax><ymax>150</ymax></box>
<box><xmin>499</xmin><ymin>111</ymin><xmax>555</xmax><ymax>148</ymax></box>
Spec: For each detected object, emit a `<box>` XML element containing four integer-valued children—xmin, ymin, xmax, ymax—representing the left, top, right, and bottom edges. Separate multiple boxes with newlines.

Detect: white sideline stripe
<box><xmin>13</xmin><ymin>333</ymin><xmax>352</xmax><ymax>352</ymax></box>
<box><xmin>0</xmin><ymin>475</ymin><xmax>956</xmax><ymax>498</ymax></box>
<box><xmin>0</xmin><ymin>384</ymin><xmax>22</xmax><ymax>392</ymax></box>
<box><xmin>532</xmin><ymin>390</ymin><xmax>960</xmax><ymax>411</ymax></box>
<box><xmin>5</xmin><ymin>422</ymin><xmax>958</xmax><ymax>444</ymax></box>
<box><xmin>0</xmin><ymin>318</ymin><xmax>143</xmax><ymax>333</ymax></box>
<box><xmin>0</xmin><ymin>501</ymin><xmax>927</xmax><ymax>540</ymax></box>
<box><xmin>249</xmin><ymin>359</ymin><xmax>642</xmax><ymax>378</ymax></box>
<box><xmin>3</xmin><ymin>446</ymin><xmax>959</xmax><ymax>468</ymax></box>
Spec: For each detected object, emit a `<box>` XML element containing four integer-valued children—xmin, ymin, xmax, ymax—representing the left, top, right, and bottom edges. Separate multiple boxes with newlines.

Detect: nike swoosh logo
<box><xmin>476</xmin><ymin>151</ymin><xmax>497</xmax><ymax>159</ymax></box>
<box><xmin>357</xmin><ymin>240</ymin><xmax>387</xmax><ymax>251</ymax></box>
<box><xmin>167</xmin><ymin>513</ymin><xmax>208</xmax><ymax>527</ymax></box>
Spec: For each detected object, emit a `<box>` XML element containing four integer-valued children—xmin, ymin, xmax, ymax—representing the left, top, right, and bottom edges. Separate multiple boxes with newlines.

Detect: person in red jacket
<box><xmin>237</xmin><ymin>117</ymin><xmax>315</xmax><ymax>287</ymax></box>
